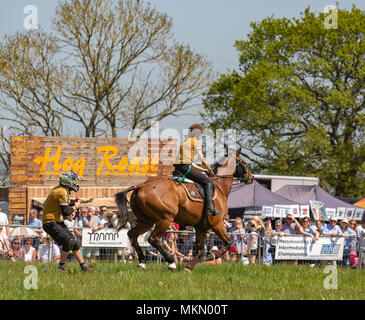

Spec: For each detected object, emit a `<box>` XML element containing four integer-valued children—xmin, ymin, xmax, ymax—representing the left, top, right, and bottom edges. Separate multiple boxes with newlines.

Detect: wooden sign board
<box><xmin>9</xmin><ymin>136</ymin><xmax>177</xmax><ymax>219</ymax></box>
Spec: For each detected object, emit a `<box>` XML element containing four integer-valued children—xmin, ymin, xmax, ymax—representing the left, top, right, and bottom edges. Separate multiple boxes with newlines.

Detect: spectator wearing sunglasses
<box><xmin>322</xmin><ymin>217</ymin><xmax>343</xmax><ymax>266</ymax></box>
<box><xmin>10</xmin><ymin>237</ymin><xmax>23</xmax><ymax>261</ymax></box>
<box><xmin>323</xmin><ymin>217</ymin><xmax>343</xmax><ymax>236</ymax></box>
<box><xmin>298</xmin><ymin>217</ymin><xmax>320</xmax><ymax>266</ymax></box>
<box><xmin>301</xmin><ymin>217</ymin><xmax>319</xmax><ymax>242</ymax></box>
<box><xmin>99</xmin><ymin>206</ymin><xmax>109</xmax><ymax>225</ymax></box>
<box><xmin>282</xmin><ymin>214</ymin><xmax>302</xmax><ymax>235</ymax></box>
<box><xmin>21</xmin><ymin>238</ymin><xmax>36</xmax><ymax>263</ymax></box>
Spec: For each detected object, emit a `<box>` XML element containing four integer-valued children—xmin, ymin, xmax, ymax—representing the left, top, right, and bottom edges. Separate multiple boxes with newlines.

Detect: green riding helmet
<box><xmin>59</xmin><ymin>171</ymin><xmax>84</xmax><ymax>192</ymax></box>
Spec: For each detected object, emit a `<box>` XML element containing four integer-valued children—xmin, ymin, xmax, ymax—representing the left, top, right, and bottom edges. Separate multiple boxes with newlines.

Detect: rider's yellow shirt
<box><xmin>175</xmin><ymin>136</ymin><xmax>202</xmax><ymax>164</ymax></box>
<box><xmin>42</xmin><ymin>185</ymin><xmax>70</xmax><ymax>224</ymax></box>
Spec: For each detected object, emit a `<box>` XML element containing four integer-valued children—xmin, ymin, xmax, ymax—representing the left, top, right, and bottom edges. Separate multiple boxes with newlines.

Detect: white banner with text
<box><xmin>82</xmin><ymin>228</ymin><xmax>129</xmax><ymax>247</ymax></box>
<box><xmin>274</xmin><ymin>235</ymin><xmax>345</xmax><ymax>260</ymax></box>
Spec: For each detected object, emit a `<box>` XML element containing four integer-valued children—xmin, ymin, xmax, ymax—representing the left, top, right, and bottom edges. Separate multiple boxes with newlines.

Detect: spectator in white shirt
<box><xmin>323</xmin><ymin>217</ymin><xmax>343</xmax><ymax>236</ymax></box>
<box><xmin>84</xmin><ymin>206</ymin><xmax>104</xmax><ymax>262</ymax></box>
<box><xmin>21</xmin><ymin>238</ymin><xmax>36</xmax><ymax>263</ymax></box>
<box><xmin>339</xmin><ymin>218</ymin><xmax>356</xmax><ymax>267</ymax></box>
<box><xmin>39</xmin><ymin>236</ymin><xmax>61</xmax><ymax>263</ymax></box>
<box><xmin>321</xmin><ymin>217</ymin><xmax>343</xmax><ymax>266</ymax></box>
<box><xmin>269</xmin><ymin>220</ymin><xmax>285</xmax><ymax>264</ymax></box>
<box><xmin>64</xmin><ymin>212</ymin><xmax>82</xmax><ymax>238</ymax></box>
<box><xmin>357</xmin><ymin>217</ymin><xmax>365</xmax><ymax>266</ymax></box>
<box><xmin>0</xmin><ymin>207</ymin><xmax>10</xmax><ymax>239</ymax></box>
<box><xmin>356</xmin><ymin>217</ymin><xmax>365</xmax><ymax>238</ymax></box>
<box><xmin>246</xmin><ymin>220</ymin><xmax>259</xmax><ymax>265</ymax></box>
<box><xmin>0</xmin><ymin>226</ymin><xmax>12</xmax><ymax>260</ymax></box>
<box><xmin>99</xmin><ymin>206</ymin><xmax>108</xmax><ymax>225</ymax></box>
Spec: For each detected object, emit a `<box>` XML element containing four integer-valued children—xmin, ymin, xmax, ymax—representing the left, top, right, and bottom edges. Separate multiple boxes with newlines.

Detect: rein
<box><xmin>213</xmin><ymin>175</ymin><xmax>235</xmax><ymax>179</ymax></box>
<box><xmin>213</xmin><ymin>158</ymin><xmax>242</xmax><ymax>180</ymax></box>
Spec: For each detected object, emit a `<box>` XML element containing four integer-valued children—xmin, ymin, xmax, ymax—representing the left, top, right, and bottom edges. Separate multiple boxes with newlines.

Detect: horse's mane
<box><xmin>213</xmin><ymin>155</ymin><xmax>230</xmax><ymax>174</ymax></box>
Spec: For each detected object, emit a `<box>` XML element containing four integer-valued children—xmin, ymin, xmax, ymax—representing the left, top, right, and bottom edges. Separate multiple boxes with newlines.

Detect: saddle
<box><xmin>171</xmin><ymin>170</ymin><xmax>217</xmax><ymax>203</ymax></box>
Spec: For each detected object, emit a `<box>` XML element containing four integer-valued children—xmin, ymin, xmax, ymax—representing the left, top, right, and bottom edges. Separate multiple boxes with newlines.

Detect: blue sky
<box><xmin>0</xmin><ymin>0</ymin><xmax>364</xmax><ymax>133</ymax></box>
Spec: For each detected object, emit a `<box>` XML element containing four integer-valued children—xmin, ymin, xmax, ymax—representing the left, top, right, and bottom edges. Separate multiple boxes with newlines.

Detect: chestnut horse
<box><xmin>114</xmin><ymin>149</ymin><xmax>253</xmax><ymax>271</ymax></box>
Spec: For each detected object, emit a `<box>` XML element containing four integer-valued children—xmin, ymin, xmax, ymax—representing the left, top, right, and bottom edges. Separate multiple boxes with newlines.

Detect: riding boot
<box><xmin>204</xmin><ymin>183</ymin><xmax>222</xmax><ymax>216</ymax></box>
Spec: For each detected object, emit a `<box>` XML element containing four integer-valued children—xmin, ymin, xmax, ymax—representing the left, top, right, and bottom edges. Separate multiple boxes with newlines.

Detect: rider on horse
<box><xmin>173</xmin><ymin>123</ymin><xmax>221</xmax><ymax>216</ymax></box>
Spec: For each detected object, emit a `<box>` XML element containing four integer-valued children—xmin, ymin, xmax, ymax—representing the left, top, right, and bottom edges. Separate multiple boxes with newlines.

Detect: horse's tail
<box><xmin>115</xmin><ymin>186</ymin><xmax>139</xmax><ymax>230</ymax></box>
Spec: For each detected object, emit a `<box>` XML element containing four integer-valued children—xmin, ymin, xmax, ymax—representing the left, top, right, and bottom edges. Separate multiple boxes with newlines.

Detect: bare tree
<box><xmin>0</xmin><ymin>127</ymin><xmax>11</xmax><ymax>186</ymax></box>
<box><xmin>0</xmin><ymin>0</ymin><xmax>212</xmax><ymax>140</ymax></box>
<box><xmin>0</xmin><ymin>31</ymin><xmax>64</xmax><ymax>136</ymax></box>
<box><xmin>52</xmin><ymin>0</ymin><xmax>212</xmax><ymax>137</ymax></box>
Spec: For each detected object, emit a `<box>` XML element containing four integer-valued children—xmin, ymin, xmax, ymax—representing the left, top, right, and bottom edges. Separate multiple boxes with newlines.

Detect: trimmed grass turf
<box><xmin>1</xmin><ymin>260</ymin><xmax>365</xmax><ymax>300</ymax></box>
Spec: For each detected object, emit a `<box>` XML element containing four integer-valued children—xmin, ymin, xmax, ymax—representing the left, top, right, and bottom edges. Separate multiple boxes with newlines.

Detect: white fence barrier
<box><xmin>274</xmin><ymin>235</ymin><xmax>345</xmax><ymax>260</ymax></box>
<box><xmin>2</xmin><ymin>224</ymin><xmax>365</xmax><ymax>269</ymax></box>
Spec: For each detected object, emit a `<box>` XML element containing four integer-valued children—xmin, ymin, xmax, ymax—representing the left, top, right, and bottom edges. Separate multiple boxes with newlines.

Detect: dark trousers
<box><xmin>174</xmin><ymin>164</ymin><xmax>216</xmax><ymax>212</ymax></box>
<box><xmin>173</xmin><ymin>164</ymin><xmax>212</xmax><ymax>186</ymax></box>
<box><xmin>43</xmin><ymin>222</ymin><xmax>74</xmax><ymax>252</ymax></box>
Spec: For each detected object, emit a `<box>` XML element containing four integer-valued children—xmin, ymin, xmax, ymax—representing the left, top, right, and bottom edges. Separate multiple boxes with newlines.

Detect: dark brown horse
<box><xmin>114</xmin><ymin>149</ymin><xmax>254</xmax><ymax>271</ymax></box>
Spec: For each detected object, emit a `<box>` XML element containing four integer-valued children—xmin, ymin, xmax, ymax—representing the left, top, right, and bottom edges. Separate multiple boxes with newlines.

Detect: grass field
<box><xmin>1</xmin><ymin>260</ymin><xmax>365</xmax><ymax>300</ymax></box>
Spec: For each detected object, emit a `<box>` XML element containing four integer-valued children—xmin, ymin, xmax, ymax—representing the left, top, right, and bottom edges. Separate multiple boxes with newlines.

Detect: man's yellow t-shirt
<box><xmin>175</xmin><ymin>136</ymin><xmax>202</xmax><ymax>164</ymax></box>
<box><xmin>42</xmin><ymin>185</ymin><xmax>70</xmax><ymax>224</ymax></box>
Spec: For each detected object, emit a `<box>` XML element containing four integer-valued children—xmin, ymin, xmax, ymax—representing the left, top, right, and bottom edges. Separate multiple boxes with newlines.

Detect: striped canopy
<box><xmin>354</xmin><ymin>198</ymin><xmax>365</xmax><ymax>208</ymax></box>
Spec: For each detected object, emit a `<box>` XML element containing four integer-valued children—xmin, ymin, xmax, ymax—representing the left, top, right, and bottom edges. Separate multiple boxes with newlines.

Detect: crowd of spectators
<box><xmin>1</xmin><ymin>205</ymin><xmax>365</xmax><ymax>268</ymax></box>
<box><xmin>218</xmin><ymin>214</ymin><xmax>365</xmax><ymax>267</ymax></box>
<box><xmin>0</xmin><ymin>204</ymin><xmax>133</xmax><ymax>264</ymax></box>
<box><xmin>145</xmin><ymin>213</ymin><xmax>365</xmax><ymax>267</ymax></box>
<box><xmin>144</xmin><ymin>213</ymin><xmax>364</xmax><ymax>268</ymax></box>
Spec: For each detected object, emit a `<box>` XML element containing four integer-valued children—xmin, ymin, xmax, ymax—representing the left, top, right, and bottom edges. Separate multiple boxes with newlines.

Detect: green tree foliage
<box><xmin>203</xmin><ymin>6</ymin><xmax>365</xmax><ymax>197</ymax></box>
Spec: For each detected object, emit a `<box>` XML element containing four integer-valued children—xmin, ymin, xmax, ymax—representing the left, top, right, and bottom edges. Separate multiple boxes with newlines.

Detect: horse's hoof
<box><xmin>168</xmin><ymin>263</ymin><xmax>176</xmax><ymax>272</ymax></box>
<box><xmin>137</xmin><ymin>263</ymin><xmax>146</xmax><ymax>270</ymax></box>
<box><xmin>184</xmin><ymin>268</ymin><xmax>191</xmax><ymax>272</ymax></box>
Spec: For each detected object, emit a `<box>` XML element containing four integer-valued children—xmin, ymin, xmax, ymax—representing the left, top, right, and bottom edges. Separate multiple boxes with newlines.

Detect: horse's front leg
<box><xmin>207</xmin><ymin>220</ymin><xmax>231</xmax><ymax>259</ymax></box>
<box><xmin>185</xmin><ymin>227</ymin><xmax>206</xmax><ymax>271</ymax></box>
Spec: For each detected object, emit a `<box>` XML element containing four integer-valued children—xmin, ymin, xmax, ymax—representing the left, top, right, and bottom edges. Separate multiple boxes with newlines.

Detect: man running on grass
<box><xmin>42</xmin><ymin>171</ymin><xmax>93</xmax><ymax>272</ymax></box>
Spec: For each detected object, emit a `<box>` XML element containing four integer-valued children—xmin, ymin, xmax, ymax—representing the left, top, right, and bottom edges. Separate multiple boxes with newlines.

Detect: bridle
<box><xmin>211</xmin><ymin>157</ymin><xmax>250</xmax><ymax>197</ymax></box>
<box><xmin>213</xmin><ymin>157</ymin><xmax>248</xmax><ymax>180</ymax></box>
